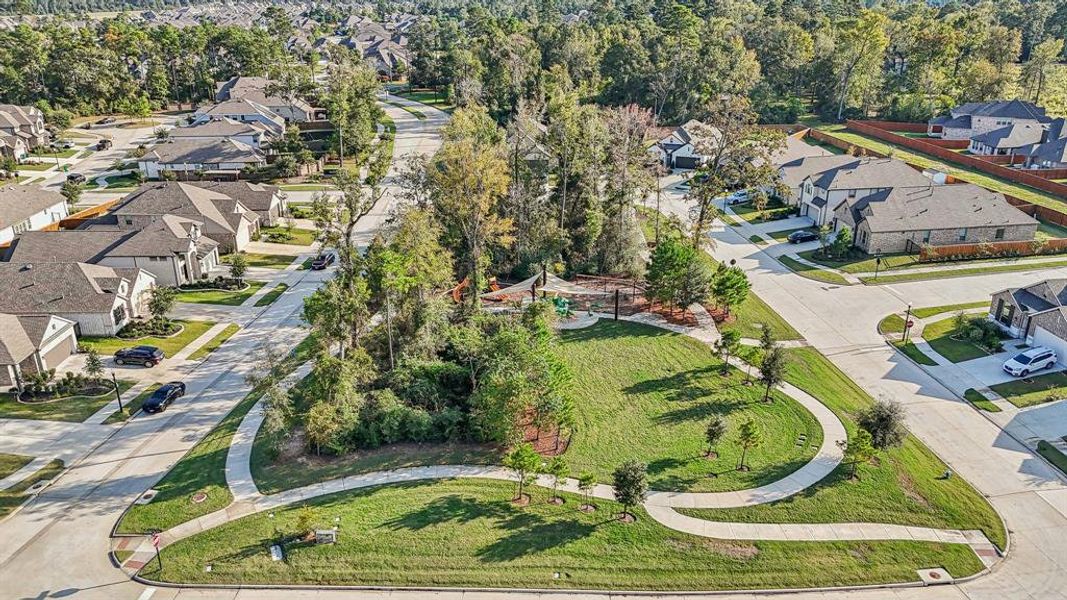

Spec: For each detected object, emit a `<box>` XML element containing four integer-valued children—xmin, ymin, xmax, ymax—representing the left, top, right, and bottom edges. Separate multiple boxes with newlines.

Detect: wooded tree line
<box><xmin>408</xmin><ymin>0</ymin><xmax>1067</xmax><ymax>124</ymax></box>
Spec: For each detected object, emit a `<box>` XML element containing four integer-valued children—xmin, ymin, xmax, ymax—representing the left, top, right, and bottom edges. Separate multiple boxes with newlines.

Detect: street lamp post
<box><xmin>902</xmin><ymin>303</ymin><xmax>913</xmax><ymax>343</ymax></box>
<box><xmin>112</xmin><ymin>372</ymin><xmax>124</xmax><ymax>413</ymax></box>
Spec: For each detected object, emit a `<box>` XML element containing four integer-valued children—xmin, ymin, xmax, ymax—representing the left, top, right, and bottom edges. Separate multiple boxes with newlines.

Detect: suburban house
<box><xmin>168</xmin><ymin>117</ymin><xmax>275</xmax><ymax>150</ymax></box>
<box><xmin>0</xmin><ymin>104</ymin><xmax>49</xmax><ymax>152</ymax></box>
<box><xmin>137</xmin><ymin>139</ymin><xmax>267</xmax><ymax>180</ymax></box>
<box><xmin>989</xmin><ymin>279</ymin><xmax>1067</xmax><ymax>359</ymax></box>
<box><xmin>109</xmin><ymin>182</ymin><xmax>259</xmax><ymax>253</ymax></box>
<box><xmin>0</xmin><ymin>262</ymin><xmax>155</xmax><ymax>337</ymax></box>
<box><xmin>186</xmin><ymin>181</ymin><xmax>284</xmax><ymax>226</ymax></box>
<box><xmin>364</xmin><ymin>39</ymin><xmax>410</xmax><ymax>77</ymax></box>
<box><xmin>0</xmin><ymin>185</ymin><xmax>69</xmax><ymax>245</ymax></box>
<box><xmin>191</xmin><ymin>98</ymin><xmax>286</xmax><ymax>136</ymax></box>
<box><xmin>833</xmin><ymin>183</ymin><xmax>1038</xmax><ymax>255</ymax></box>
<box><xmin>796</xmin><ymin>157</ymin><xmax>934</xmax><ymax>227</ymax></box>
<box><xmin>0</xmin><ymin>134</ymin><xmax>28</xmax><ymax>160</ymax></box>
<box><xmin>4</xmin><ymin>217</ymin><xmax>220</xmax><ymax>287</ymax></box>
<box><xmin>1023</xmin><ymin>118</ymin><xmax>1067</xmax><ymax>169</ymax></box>
<box><xmin>0</xmin><ymin>313</ymin><xmax>79</xmax><ymax>390</ymax></box>
<box><xmin>967</xmin><ymin>122</ymin><xmax>1046</xmax><ymax>156</ymax></box>
<box><xmin>927</xmin><ymin>100</ymin><xmax>1049</xmax><ymax>140</ymax></box>
<box><xmin>776</xmin><ymin>154</ymin><xmax>856</xmax><ymax>205</ymax></box>
<box><xmin>648</xmin><ymin>120</ymin><xmax>716</xmax><ymax>170</ymax></box>
<box><xmin>214</xmin><ymin>76</ymin><xmax>316</xmax><ymax>123</ymax></box>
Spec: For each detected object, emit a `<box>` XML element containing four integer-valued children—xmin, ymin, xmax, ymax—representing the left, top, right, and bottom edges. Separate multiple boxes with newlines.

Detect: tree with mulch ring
<box><xmin>612</xmin><ymin>459</ymin><xmax>648</xmax><ymax>523</ymax></box>
<box><xmin>545</xmin><ymin>456</ymin><xmax>568</xmax><ymax>505</ymax></box>
<box><xmin>503</xmin><ymin>443</ymin><xmax>540</xmax><ymax>506</ymax></box>
<box><xmin>737</xmin><ymin>419</ymin><xmax>762</xmax><ymax>472</ymax></box>
<box><xmin>577</xmin><ymin>471</ymin><xmax>597</xmax><ymax>512</ymax></box>
<box><xmin>705</xmin><ymin>415</ymin><xmax>727</xmax><ymax>460</ymax></box>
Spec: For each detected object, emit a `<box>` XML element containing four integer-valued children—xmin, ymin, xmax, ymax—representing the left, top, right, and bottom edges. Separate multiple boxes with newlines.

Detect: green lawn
<box><xmin>117</xmin><ymin>333</ymin><xmax>321</xmax><ymax>534</ymax></box>
<box><xmin>729</xmin><ymin>201</ymin><xmax>795</xmax><ymax>223</ymax></box>
<box><xmin>922</xmin><ymin>317</ymin><xmax>993</xmax><ymax>363</ymax></box>
<box><xmin>188</xmin><ymin>324</ymin><xmax>240</xmax><ymax>361</ymax></box>
<box><xmin>278</xmin><ymin>184</ymin><xmax>337</xmax><ymax>192</ymax></box>
<box><xmin>989</xmin><ymin>371</ymin><xmax>1067</xmax><ymax>409</ymax></box>
<box><xmin>963</xmin><ymin>388</ymin><xmax>1002</xmax><ymax>413</ymax></box>
<box><xmin>879</xmin><ymin>314</ymin><xmax>906</xmax><ymax>335</ymax></box>
<box><xmin>797</xmin><ymin>250</ymin><xmax>919</xmax><ymax>274</ymax></box>
<box><xmin>260</xmin><ymin>226</ymin><xmax>318</xmax><ymax>246</ymax></box>
<box><xmin>0</xmin><ymin>380</ymin><xmax>135</xmax><ymax>422</ymax></box>
<box><xmin>748</xmin><ymin>234</ymin><xmax>767</xmax><ymax>245</ymax></box>
<box><xmin>253</xmin><ymin>283</ymin><xmax>289</xmax><ymax>307</ymax></box>
<box><xmin>1037</xmin><ymin>441</ymin><xmax>1067</xmax><ymax>475</ymax></box>
<box><xmin>103</xmin><ymin>383</ymin><xmax>162</xmax><ymax>424</ymax></box>
<box><xmin>777</xmin><ymin>255</ymin><xmax>851</xmax><ymax>285</ymax></box>
<box><xmin>682</xmin><ymin>347</ymin><xmax>1006</xmax><ymax>550</ymax></box>
<box><xmin>29</xmin><ymin>147</ymin><xmax>79</xmax><ymax>159</ymax></box>
<box><xmin>0</xmin><ymin>459</ymin><xmax>64</xmax><ymax>519</ymax></box>
<box><xmin>96</xmin><ymin>173</ymin><xmax>142</xmax><ymax>190</ymax></box>
<box><xmin>1037</xmin><ymin>220</ymin><xmax>1067</xmax><ymax>240</ymax></box>
<box><xmin>175</xmin><ymin>282</ymin><xmax>266</xmax><ymax>306</ymax></box>
<box><xmin>223</xmin><ymin>253</ymin><xmax>298</xmax><ymax>269</ymax></box>
<box><xmin>148</xmin><ymin>478</ymin><xmax>982</xmax><ymax>589</ymax></box>
<box><xmin>556</xmin><ymin>321</ymin><xmax>822</xmax><ymax>492</ymax></box>
<box><xmin>0</xmin><ymin>453</ymin><xmax>32</xmax><ymax>480</ymax></box>
<box><xmin>893</xmin><ymin>340</ymin><xmax>938</xmax><ymax>366</ymax></box>
<box><xmin>912</xmin><ymin>302</ymin><xmax>989</xmax><ymax>319</ymax></box>
<box><xmin>15</xmin><ymin>162</ymin><xmax>55</xmax><ymax>171</ymax></box>
<box><xmin>861</xmin><ymin>259</ymin><xmax>1067</xmax><ymax>285</ymax></box>
<box><xmin>387</xmin><ymin>101</ymin><xmax>427</xmax><ymax>120</ymax></box>
<box><xmin>79</xmin><ymin>320</ymin><xmax>216</xmax><ymax>357</ymax></box>
<box><xmin>767</xmin><ymin>227</ymin><xmax>809</xmax><ymax>241</ymax></box>
<box><xmin>821</xmin><ymin>127</ymin><xmax>1067</xmax><ymax>214</ymax></box>
<box><xmin>396</xmin><ymin>89</ymin><xmax>455</xmax><ymax>111</ymax></box>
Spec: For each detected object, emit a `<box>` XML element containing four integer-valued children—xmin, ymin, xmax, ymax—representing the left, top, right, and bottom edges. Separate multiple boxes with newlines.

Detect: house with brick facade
<box><xmin>989</xmin><ymin>279</ymin><xmax>1067</xmax><ymax>360</ymax></box>
<box><xmin>0</xmin><ymin>313</ymin><xmax>79</xmax><ymax>390</ymax></box>
<box><xmin>796</xmin><ymin>157</ymin><xmax>934</xmax><ymax>227</ymax></box>
<box><xmin>927</xmin><ymin>100</ymin><xmax>1049</xmax><ymax>140</ymax></box>
<box><xmin>833</xmin><ymin>183</ymin><xmax>1037</xmax><ymax>255</ymax></box>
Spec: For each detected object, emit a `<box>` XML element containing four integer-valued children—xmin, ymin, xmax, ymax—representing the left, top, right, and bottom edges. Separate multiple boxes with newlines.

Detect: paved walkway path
<box><xmin>130</xmin><ymin>308</ymin><xmax>997</xmax><ymax>573</ymax></box>
<box><xmin>0</xmin><ymin>456</ymin><xmax>52</xmax><ymax>491</ymax></box>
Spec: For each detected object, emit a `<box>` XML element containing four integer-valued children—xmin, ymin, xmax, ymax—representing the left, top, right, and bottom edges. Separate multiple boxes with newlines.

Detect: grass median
<box><xmin>188</xmin><ymin>324</ymin><xmax>240</xmax><ymax>361</ymax></box>
<box><xmin>79</xmin><ymin>320</ymin><xmax>216</xmax><ymax>357</ymax></box>
<box><xmin>175</xmin><ymin>282</ymin><xmax>265</xmax><ymax>306</ymax></box>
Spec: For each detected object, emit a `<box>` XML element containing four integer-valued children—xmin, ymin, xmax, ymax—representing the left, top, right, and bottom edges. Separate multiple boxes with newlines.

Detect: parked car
<box><xmin>1002</xmin><ymin>347</ymin><xmax>1057</xmax><ymax>377</ymax></box>
<box><xmin>97</xmin><ymin>116</ymin><xmax>116</xmax><ymax>125</ymax></box>
<box><xmin>114</xmin><ymin>345</ymin><xmax>165</xmax><ymax>367</ymax></box>
<box><xmin>96</xmin><ymin>139</ymin><xmax>113</xmax><ymax>151</ymax></box>
<box><xmin>723</xmin><ymin>190</ymin><xmax>749</xmax><ymax>205</ymax></box>
<box><xmin>310</xmin><ymin>253</ymin><xmax>336</xmax><ymax>270</ymax></box>
<box><xmin>787</xmin><ymin>230</ymin><xmax>820</xmax><ymax>244</ymax></box>
<box><xmin>66</xmin><ymin>172</ymin><xmax>86</xmax><ymax>184</ymax></box>
<box><xmin>55</xmin><ymin>139</ymin><xmax>74</xmax><ymax>149</ymax></box>
<box><xmin>142</xmin><ymin>381</ymin><xmax>187</xmax><ymax>414</ymax></box>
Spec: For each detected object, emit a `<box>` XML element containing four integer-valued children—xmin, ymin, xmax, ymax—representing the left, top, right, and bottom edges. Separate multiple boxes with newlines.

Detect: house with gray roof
<box><xmin>137</xmin><ymin>138</ymin><xmax>266</xmax><ymax>181</ymax></box>
<box><xmin>796</xmin><ymin>157</ymin><xmax>934</xmax><ymax>226</ymax></box>
<box><xmin>0</xmin><ymin>262</ymin><xmax>155</xmax><ymax>337</ymax></box>
<box><xmin>775</xmin><ymin>153</ymin><xmax>856</xmax><ymax>205</ymax></box>
<box><xmin>0</xmin><ymin>185</ymin><xmax>69</xmax><ymax>245</ymax></box>
<box><xmin>647</xmin><ymin>120</ymin><xmax>718</xmax><ymax>170</ymax></box>
<box><xmin>168</xmin><ymin>117</ymin><xmax>274</xmax><ymax>149</ymax></box>
<box><xmin>191</xmin><ymin>98</ymin><xmax>286</xmax><ymax>135</ymax></box>
<box><xmin>833</xmin><ymin>183</ymin><xmax>1037</xmax><ymax>255</ymax></box>
<box><xmin>989</xmin><ymin>279</ymin><xmax>1067</xmax><ymax>358</ymax></box>
<box><xmin>1022</xmin><ymin>118</ymin><xmax>1067</xmax><ymax>169</ymax></box>
<box><xmin>214</xmin><ymin>76</ymin><xmax>316</xmax><ymax>123</ymax></box>
<box><xmin>110</xmin><ymin>182</ymin><xmax>259</xmax><ymax>253</ymax></box>
<box><xmin>967</xmin><ymin>122</ymin><xmax>1046</xmax><ymax>156</ymax></box>
<box><xmin>0</xmin><ymin>313</ymin><xmax>79</xmax><ymax>390</ymax></box>
<box><xmin>0</xmin><ymin>105</ymin><xmax>48</xmax><ymax>151</ymax></box>
<box><xmin>928</xmin><ymin>99</ymin><xmax>1049</xmax><ymax>140</ymax></box>
<box><xmin>5</xmin><ymin>215</ymin><xmax>220</xmax><ymax>287</ymax></box>
<box><xmin>186</xmin><ymin>181</ymin><xmax>284</xmax><ymax>226</ymax></box>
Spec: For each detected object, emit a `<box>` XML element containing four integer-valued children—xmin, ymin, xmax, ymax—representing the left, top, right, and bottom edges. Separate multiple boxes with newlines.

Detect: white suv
<box><xmin>1003</xmin><ymin>347</ymin><xmax>1057</xmax><ymax>377</ymax></box>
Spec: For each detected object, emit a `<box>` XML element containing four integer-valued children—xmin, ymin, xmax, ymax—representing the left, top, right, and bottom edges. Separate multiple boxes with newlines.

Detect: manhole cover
<box><xmin>191</xmin><ymin>492</ymin><xmax>208</xmax><ymax>504</ymax></box>
<box><xmin>135</xmin><ymin>489</ymin><xmax>158</xmax><ymax>505</ymax></box>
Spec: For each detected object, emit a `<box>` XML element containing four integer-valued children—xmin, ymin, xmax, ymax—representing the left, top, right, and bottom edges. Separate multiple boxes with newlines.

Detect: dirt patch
<box><xmin>511</xmin><ymin>494</ymin><xmax>531</xmax><ymax>506</ymax></box>
<box><xmin>667</xmin><ymin>537</ymin><xmax>760</xmax><ymax>560</ymax></box>
<box><xmin>548</xmin><ymin>496</ymin><xmax>564</xmax><ymax>505</ymax></box>
<box><xmin>617</xmin><ymin>512</ymin><xmax>636</xmax><ymax>523</ymax></box>
<box><xmin>579</xmin><ymin>503</ymin><xmax>597</xmax><ymax>513</ymax></box>
<box><xmin>895</xmin><ymin>461</ymin><xmax>932</xmax><ymax>509</ymax></box>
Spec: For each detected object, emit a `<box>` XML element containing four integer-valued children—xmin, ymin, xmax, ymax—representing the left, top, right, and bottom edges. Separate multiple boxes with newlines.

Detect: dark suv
<box><xmin>114</xmin><ymin>345</ymin><xmax>165</xmax><ymax>367</ymax></box>
<box><xmin>142</xmin><ymin>381</ymin><xmax>186</xmax><ymax>414</ymax></box>
<box><xmin>310</xmin><ymin>253</ymin><xmax>335</xmax><ymax>270</ymax></box>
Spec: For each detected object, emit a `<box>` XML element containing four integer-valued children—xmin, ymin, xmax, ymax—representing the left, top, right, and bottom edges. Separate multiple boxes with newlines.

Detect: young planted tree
<box><xmin>759</xmin><ymin>345</ymin><xmax>787</xmax><ymax>402</ymax></box>
<box><xmin>503</xmin><ymin>442</ymin><xmax>541</xmax><ymax>503</ymax></box>
<box><xmin>611</xmin><ymin>459</ymin><xmax>648</xmax><ymax>522</ymax></box>
<box><xmin>858</xmin><ymin>399</ymin><xmax>907</xmax><ymax>450</ymax></box>
<box><xmin>759</xmin><ymin>326</ymin><xmax>775</xmax><ymax>355</ymax></box>
<box><xmin>262</xmin><ymin>384</ymin><xmax>295</xmax><ymax>458</ymax></box>
<box><xmin>736</xmin><ymin>419</ymin><xmax>763</xmax><ymax>471</ymax></box>
<box><xmin>577</xmin><ymin>471</ymin><xmax>597</xmax><ymax>511</ymax></box>
<box><xmin>705</xmin><ymin>416</ymin><xmax>728</xmax><ymax>459</ymax></box>
<box><xmin>645</xmin><ymin>236</ymin><xmax>688</xmax><ymax>311</ymax></box>
<box><xmin>228</xmin><ymin>253</ymin><xmax>248</xmax><ymax>282</ymax></box>
<box><xmin>82</xmin><ymin>348</ymin><xmax>104</xmax><ymax>383</ymax></box>
<box><xmin>545</xmin><ymin>455</ymin><xmax>569</xmax><ymax>504</ymax></box>
<box><xmin>839</xmin><ymin>428</ymin><xmax>876</xmax><ymax>480</ymax></box>
<box><xmin>147</xmin><ymin>286</ymin><xmax>176</xmax><ymax>327</ymax></box>
<box><xmin>830</xmin><ymin>226</ymin><xmax>853</xmax><ymax>258</ymax></box>
<box><xmin>710</xmin><ymin>265</ymin><xmax>750</xmax><ymax>318</ymax></box>
<box><xmin>716</xmin><ymin>329</ymin><xmax>742</xmax><ymax>375</ymax></box>
<box><xmin>60</xmin><ymin>180</ymin><xmax>83</xmax><ymax>208</ymax></box>
<box><xmin>304</xmin><ymin>401</ymin><xmax>342</xmax><ymax>456</ymax></box>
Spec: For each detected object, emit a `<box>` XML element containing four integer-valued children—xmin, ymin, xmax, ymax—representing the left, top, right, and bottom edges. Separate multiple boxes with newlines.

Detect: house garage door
<box><xmin>674</xmin><ymin>156</ymin><xmax>701</xmax><ymax>169</ymax></box>
<box><xmin>1030</xmin><ymin>326</ymin><xmax>1067</xmax><ymax>365</ymax></box>
<box><xmin>41</xmin><ymin>335</ymin><xmax>75</xmax><ymax>370</ymax></box>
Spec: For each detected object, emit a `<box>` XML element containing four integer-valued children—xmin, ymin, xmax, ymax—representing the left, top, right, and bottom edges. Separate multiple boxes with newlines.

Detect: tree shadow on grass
<box><xmin>382</xmin><ymin>494</ymin><xmax>513</xmax><ymax>532</ymax></box>
<box><xmin>623</xmin><ymin>365</ymin><xmax>724</xmax><ymax>402</ymax></box>
<box><xmin>558</xmin><ymin>320</ymin><xmax>674</xmax><ymax>344</ymax></box>
<box><xmin>476</xmin><ymin>518</ymin><xmax>597</xmax><ymax>562</ymax></box>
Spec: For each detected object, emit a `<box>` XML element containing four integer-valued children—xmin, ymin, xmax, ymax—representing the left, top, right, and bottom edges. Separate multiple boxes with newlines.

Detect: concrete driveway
<box><xmin>956</xmin><ymin>350</ymin><xmax>1067</xmax><ymax>388</ymax></box>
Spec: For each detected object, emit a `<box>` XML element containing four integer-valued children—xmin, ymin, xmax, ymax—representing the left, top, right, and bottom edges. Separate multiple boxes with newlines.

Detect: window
<box><xmin>123</xmin><ymin>217</ymin><xmax>133</xmax><ymax>226</ymax></box>
<box><xmin>995</xmin><ymin>228</ymin><xmax>1005</xmax><ymax>240</ymax></box>
<box><xmin>112</xmin><ymin>304</ymin><xmax>127</xmax><ymax>325</ymax></box>
<box><xmin>11</xmin><ymin>219</ymin><xmax>31</xmax><ymax>234</ymax></box>
<box><xmin>957</xmin><ymin>228</ymin><xmax>968</xmax><ymax>241</ymax></box>
<box><xmin>922</xmin><ymin>230</ymin><xmax>931</xmax><ymax>243</ymax></box>
<box><xmin>848</xmin><ymin>189</ymin><xmax>857</xmax><ymax>199</ymax></box>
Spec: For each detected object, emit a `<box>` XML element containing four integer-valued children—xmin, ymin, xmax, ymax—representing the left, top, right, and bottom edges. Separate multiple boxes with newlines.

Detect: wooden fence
<box><xmin>1006</xmin><ymin>196</ymin><xmax>1067</xmax><ymax>227</ymax></box>
<box><xmin>845</xmin><ymin>120</ymin><xmax>1067</xmax><ymax>201</ymax></box>
<box><xmin>919</xmin><ymin>238</ymin><xmax>1067</xmax><ymax>262</ymax></box>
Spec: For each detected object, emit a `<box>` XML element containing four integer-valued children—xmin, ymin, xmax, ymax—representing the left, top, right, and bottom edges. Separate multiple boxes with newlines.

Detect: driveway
<box><xmin>955</xmin><ymin>350</ymin><xmax>1067</xmax><ymax>388</ymax></box>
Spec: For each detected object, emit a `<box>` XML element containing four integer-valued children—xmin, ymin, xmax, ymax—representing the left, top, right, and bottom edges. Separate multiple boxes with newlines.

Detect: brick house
<box><xmin>927</xmin><ymin>100</ymin><xmax>1049</xmax><ymax>140</ymax></box>
<box><xmin>989</xmin><ymin>279</ymin><xmax>1067</xmax><ymax>359</ymax></box>
<box><xmin>796</xmin><ymin>157</ymin><xmax>933</xmax><ymax>227</ymax></box>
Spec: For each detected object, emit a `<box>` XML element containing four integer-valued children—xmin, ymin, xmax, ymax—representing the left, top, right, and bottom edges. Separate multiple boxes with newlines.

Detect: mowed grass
<box><xmin>922</xmin><ymin>317</ymin><xmax>994</xmax><ymax>363</ymax></box>
<box><xmin>777</xmin><ymin>255</ymin><xmax>852</xmax><ymax>286</ymax></box>
<box><xmin>556</xmin><ymin>321</ymin><xmax>822</xmax><ymax>492</ymax></box>
<box><xmin>729</xmin><ymin>201</ymin><xmax>794</xmax><ymax>223</ymax></box>
<box><xmin>260</xmin><ymin>226</ymin><xmax>318</xmax><ymax>246</ymax></box>
<box><xmin>79</xmin><ymin>320</ymin><xmax>216</xmax><ymax>357</ymax></box>
<box><xmin>104</xmin><ymin>383</ymin><xmax>162</xmax><ymax>424</ymax></box>
<box><xmin>963</xmin><ymin>388</ymin><xmax>1002</xmax><ymax>413</ymax></box>
<box><xmin>681</xmin><ymin>347</ymin><xmax>1006</xmax><ymax>550</ymax></box>
<box><xmin>175</xmin><ymin>282</ymin><xmax>266</xmax><ymax>306</ymax></box>
<box><xmin>396</xmin><ymin>89</ymin><xmax>455</xmax><ymax>111</ymax></box>
<box><xmin>223</xmin><ymin>253</ymin><xmax>299</xmax><ymax>269</ymax></box>
<box><xmin>797</xmin><ymin>250</ymin><xmax>919</xmax><ymax>274</ymax></box>
<box><xmin>1037</xmin><ymin>441</ymin><xmax>1067</xmax><ymax>475</ymax></box>
<box><xmin>912</xmin><ymin>302</ymin><xmax>989</xmax><ymax>319</ymax></box>
<box><xmin>0</xmin><ymin>459</ymin><xmax>64</xmax><ymax>519</ymax></box>
<box><xmin>0</xmin><ymin>380</ymin><xmax>135</xmax><ymax>422</ymax></box>
<box><xmin>862</xmin><ymin>259</ymin><xmax>1067</xmax><ymax>285</ymax></box>
<box><xmin>149</xmin><ymin>478</ymin><xmax>982</xmax><ymax>589</ymax></box>
<box><xmin>0</xmin><ymin>453</ymin><xmax>32</xmax><ymax>480</ymax></box>
<box><xmin>989</xmin><ymin>371</ymin><xmax>1067</xmax><ymax>409</ymax></box>
<box><xmin>188</xmin><ymin>324</ymin><xmax>240</xmax><ymax>361</ymax></box>
<box><xmin>892</xmin><ymin>340</ymin><xmax>937</xmax><ymax>366</ymax></box>
<box><xmin>253</xmin><ymin>283</ymin><xmax>289</xmax><ymax>307</ymax></box>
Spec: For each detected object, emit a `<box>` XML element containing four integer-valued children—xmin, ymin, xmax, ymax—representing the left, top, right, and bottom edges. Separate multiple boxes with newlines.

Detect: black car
<box><xmin>142</xmin><ymin>381</ymin><xmax>186</xmax><ymax>414</ymax></box>
<box><xmin>98</xmin><ymin>116</ymin><xmax>116</xmax><ymax>125</ymax></box>
<box><xmin>96</xmin><ymin>139</ymin><xmax>113</xmax><ymax>151</ymax></box>
<box><xmin>787</xmin><ymin>230</ymin><xmax>820</xmax><ymax>244</ymax></box>
<box><xmin>66</xmin><ymin>172</ymin><xmax>86</xmax><ymax>184</ymax></box>
<box><xmin>310</xmin><ymin>253</ymin><xmax>335</xmax><ymax>270</ymax></box>
<box><xmin>114</xmin><ymin>345</ymin><xmax>165</xmax><ymax>367</ymax></box>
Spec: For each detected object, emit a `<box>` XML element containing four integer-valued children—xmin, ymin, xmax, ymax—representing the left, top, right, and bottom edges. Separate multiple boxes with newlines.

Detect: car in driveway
<box><xmin>1003</xmin><ymin>346</ymin><xmax>1057</xmax><ymax>377</ymax></box>
<box><xmin>114</xmin><ymin>345</ymin><xmax>165</xmax><ymax>367</ymax></box>
<box><xmin>723</xmin><ymin>190</ymin><xmax>750</xmax><ymax>205</ymax></box>
<box><xmin>787</xmin><ymin>230</ymin><xmax>820</xmax><ymax>244</ymax></box>
<box><xmin>310</xmin><ymin>252</ymin><xmax>335</xmax><ymax>270</ymax></box>
<box><xmin>142</xmin><ymin>381</ymin><xmax>186</xmax><ymax>414</ymax></box>
<box><xmin>97</xmin><ymin>116</ymin><xmax>116</xmax><ymax>125</ymax></box>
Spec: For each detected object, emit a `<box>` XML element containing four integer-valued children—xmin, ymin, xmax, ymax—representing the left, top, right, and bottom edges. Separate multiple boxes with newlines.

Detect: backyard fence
<box><xmin>917</xmin><ymin>238</ymin><xmax>1067</xmax><ymax>262</ymax></box>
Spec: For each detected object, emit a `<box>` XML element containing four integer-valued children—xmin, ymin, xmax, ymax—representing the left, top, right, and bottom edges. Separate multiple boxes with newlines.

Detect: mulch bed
<box><xmin>17</xmin><ymin>384</ymin><xmax>115</xmax><ymax>404</ymax></box>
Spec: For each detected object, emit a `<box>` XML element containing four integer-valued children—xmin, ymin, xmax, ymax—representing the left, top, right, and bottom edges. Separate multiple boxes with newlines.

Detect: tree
<box><xmin>858</xmin><ymin>400</ymin><xmax>907</xmax><ymax>450</ymax></box>
<box><xmin>304</xmin><ymin>401</ymin><xmax>342</xmax><ymax>455</ymax></box>
<box><xmin>612</xmin><ymin>459</ymin><xmax>648</xmax><ymax>522</ymax></box>
<box><xmin>228</xmin><ymin>253</ymin><xmax>248</xmax><ymax>281</ymax></box>
<box><xmin>1022</xmin><ymin>38</ymin><xmax>1064</xmax><ymax>103</ymax></box>
<box><xmin>710</xmin><ymin>265</ymin><xmax>750</xmax><ymax>317</ymax></box>
<box><xmin>503</xmin><ymin>442</ymin><xmax>541</xmax><ymax>502</ymax></box>
<box><xmin>82</xmin><ymin>347</ymin><xmax>104</xmax><ymax>383</ymax></box>
<box><xmin>545</xmin><ymin>456</ymin><xmax>569</xmax><ymax>504</ymax></box>
<box><xmin>817</xmin><ymin>224</ymin><xmax>833</xmax><ymax>254</ymax></box>
<box><xmin>759</xmin><ymin>345</ymin><xmax>787</xmax><ymax>402</ymax></box>
<box><xmin>294</xmin><ymin>505</ymin><xmax>317</xmax><ymax>537</ymax></box>
<box><xmin>262</xmin><ymin>384</ymin><xmax>294</xmax><ymax>456</ymax></box>
<box><xmin>839</xmin><ymin>428</ymin><xmax>876</xmax><ymax>479</ymax></box>
<box><xmin>759</xmin><ymin>326</ymin><xmax>775</xmax><ymax>355</ymax></box>
<box><xmin>577</xmin><ymin>471</ymin><xmax>596</xmax><ymax>509</ymax></box>
<box><xmin>715</xmin><ymin>329</ymin><xmax>742</xmax><ymax>375</ymax></box>
<box><xmin>829</xmin><ymin>11</ymin><xmax>890</xmax><ymax>120</ymax></box>
<box><xmin>830</xmin><ymin>226</ymin><xmax>853</xmax><ymax>258</ymax></box>
<box><xmin>645</xmin><ymin>236</ymin><xmax>689</xmax><ymax>311</ymax></box>
<box><xmin>60</xmin><ymin>180</ymin><xmax>83</xmax><ymax>208</ymax></box>
<box><xmin>736</xmin><ymin>419</ymin><xmax>763</xmax><ymax>471</ymax></box>
<box><xmin>147</xmin><ymin>286</ymin><xmax>175</xmax><ymax>325</ymax></box>
<box><xmin>705</xmin><ymin>416</ymin><xmax>727</xmax><ymax>458</ymax></box>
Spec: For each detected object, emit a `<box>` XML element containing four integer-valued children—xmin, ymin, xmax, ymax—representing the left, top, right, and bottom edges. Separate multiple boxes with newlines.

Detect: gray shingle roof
<box><xmin>5</xmin><ymin>230</ymin><xmax>130</xmax><ymax>263</ymax></box>
<box><xmin>169</xmin><ymin>118</ymin><xmax>267</xmax><ymax>139</ymax></box>
<box><xmin>971</xmin><ymin>123</ymin><xmax>1045</xmax><ymax>149</ymax></box>
<box><xmin>953</xmin><ymin>100</ymin><xmax>1048</xmax><ymax>121</ymax></box>
<box><xmin>778</xmin><ymin>154</ymin><xmax>857</xmax><ymax>189</ymax></box>
<box><xmin>0</xmin><ymin>313</ymin><xmax>34</xmax><ymax>364</ymax></box>
<box><xmin>114</xmin><ymin>183</ymin><xmax>254</xmax><ymax>235</ymax></box>
<box><xmin>812</xmin><ymin>157</ymin><xmax>931</xmax><ymax>191</ymax></box>
<box><xmin>185</xmin><ymin>181</ymin><xmax>280</xmax><ymax>213</ymax></box>
<box><xmin>845</xmin><ymin>184</ymin><xmax>1037</xmax><ymax>233</ymax></box>
<box><xmin>0</xmin><ymin>185</ymin><xmax>66</xmax><ymax>231</ymax></box>
<box><xmin>144</xmin><ymin>138</ymin><xmax>264</xmax><ymax>166</ymax></box>
<box><xmin>0</xmin><ymin>262</ymin><xmax>133</xmax><ymax>315</ymax></box>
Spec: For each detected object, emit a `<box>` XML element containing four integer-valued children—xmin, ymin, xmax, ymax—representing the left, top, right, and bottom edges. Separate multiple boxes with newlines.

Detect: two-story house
<box><xmin>0</xmin><ymin>104</ymin><xmax>49</xmax><ymax>152</ymax></box>
<box><xmin>191</xmin><ymin>98</ymin><xmax>286</xmax><ymax>136</ymax></box>
<box><xmin>648</xmin><ymin>120</ymin><xmax>718</xmax><ymax>170</ymax></box>
<box><xmin>214</xmin><ymin>76</ymin><xmax>316</xmax><ymax>123</ymax></box>
<box><xmin>0</xmin><ymin>185</ymin><xmax>69</xmax><ymax>246</ymax></box>
<box><xmin>796</xmin><ymin>157</ymin><xmax>934</xmax><ymax>227</ymax></box>
<box><xmin>927</xmin><ymin>100</ymin><xmax>1049</xmax><ymax>140</ymax></box>
<box><xmin>168</xmin><ymin>117</ymin><xmax>275</xmax><ymax>150</ymax></box>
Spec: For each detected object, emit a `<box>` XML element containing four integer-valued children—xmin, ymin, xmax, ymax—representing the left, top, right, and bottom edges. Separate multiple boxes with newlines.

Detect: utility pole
<box><xmin>112</xmin><ymin>372</ymin><xmax>124</xmax><ymax>414</ymax></box>
<box><xmin>902</xmin><ymin>303</ymin><xmax>913</xmax><ymax>343</ymax></box>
